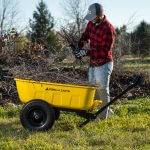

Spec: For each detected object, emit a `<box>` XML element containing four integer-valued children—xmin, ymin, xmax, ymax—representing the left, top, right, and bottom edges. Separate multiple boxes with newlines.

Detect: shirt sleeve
<box><xmin>101</xmin><ymin>26</ymin><xmax>116</xmax><ymax>57</ymax></box>
<box><xmin>78</xmin><ymin>22</ymin><xmax>90</xmax><ymax>49</ymax></box>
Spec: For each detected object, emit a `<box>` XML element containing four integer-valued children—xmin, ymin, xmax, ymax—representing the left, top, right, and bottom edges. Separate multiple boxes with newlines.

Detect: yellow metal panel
<box><xmin>14</xmin><ymin>78</ymin><xmax>97</xmax><ymax>110</ymax></box>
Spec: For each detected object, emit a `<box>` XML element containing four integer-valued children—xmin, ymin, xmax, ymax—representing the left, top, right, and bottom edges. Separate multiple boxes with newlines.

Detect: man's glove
<box><xmin>74</xmin><ymin>49</ymin><xmax>88</xmax><ymax>58</ymax></box>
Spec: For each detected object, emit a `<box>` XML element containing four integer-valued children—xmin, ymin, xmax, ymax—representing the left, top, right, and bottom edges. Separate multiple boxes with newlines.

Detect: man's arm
<box><xmin>101</xmin><ymin>26</ymin><xmax>115</xmax><ymax>57</ymax></box>
<box><xmin>74</xmin><ymin>22</ymin><xmax>91</xmax><ymax>58</ymax></box>
<box><xmin>78</xmin><ymin>22</ymin><xmax>90</xmax><ymax>49</ymax></box>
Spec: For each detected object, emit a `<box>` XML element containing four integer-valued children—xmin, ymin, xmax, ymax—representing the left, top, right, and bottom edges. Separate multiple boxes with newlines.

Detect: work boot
<box><xmin>107</xmin><ymin>108</ymin><xmax>114</xmax><ymax>117</ymax></box>
<box><xmin>95</xmin><ymin>108</ymin><xmax>114</xmax><ymax>122</ymax></box>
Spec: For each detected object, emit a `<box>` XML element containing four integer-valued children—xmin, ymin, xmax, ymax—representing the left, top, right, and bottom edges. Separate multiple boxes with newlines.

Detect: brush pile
<box><xmin>0</xmin><ymin>48</ymin><xmax>149</xmax><ymax>105</ymax></box>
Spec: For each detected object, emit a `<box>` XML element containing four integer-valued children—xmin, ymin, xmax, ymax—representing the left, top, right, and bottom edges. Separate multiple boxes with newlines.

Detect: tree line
<box><xmin>116</xmin><ymin>21</ymin><xmax>150</xmax><ymax>57</ymax></box>
<box><xmin>0</xmin><ymin>0</ymin><xmax>150</xmax><ymax>58</ymax></box>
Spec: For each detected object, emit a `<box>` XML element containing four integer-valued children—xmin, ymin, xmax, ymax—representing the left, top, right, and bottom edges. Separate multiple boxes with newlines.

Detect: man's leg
<box><xmin>88</xmin><ymin>67</ymin><xmax>95</xmax><ymax>85</ymax></box>
<box><xmin>94</xmin><ymin>61</ymin><xmax>113</xmax><ymax>119</ymax></box>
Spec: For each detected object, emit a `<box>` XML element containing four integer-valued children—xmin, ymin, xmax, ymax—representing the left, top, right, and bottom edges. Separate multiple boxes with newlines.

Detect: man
<box><xmin>75</xmin><ymin>3</ymin><xmax>116</xmax><ymax>119</ymax></box>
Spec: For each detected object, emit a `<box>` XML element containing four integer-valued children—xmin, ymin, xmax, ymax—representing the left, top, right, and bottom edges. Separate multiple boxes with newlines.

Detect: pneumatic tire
<box><xmin>20</xmin><ymin>100</ymin><xmax>55</xmax><ymax>131</ymax></box>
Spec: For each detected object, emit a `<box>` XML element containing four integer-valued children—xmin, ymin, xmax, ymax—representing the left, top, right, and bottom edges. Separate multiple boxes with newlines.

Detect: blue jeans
<box><xmin>88</xmin><ymin>61</ymin><xmax>113</xmax><ymax>119</ymax></box>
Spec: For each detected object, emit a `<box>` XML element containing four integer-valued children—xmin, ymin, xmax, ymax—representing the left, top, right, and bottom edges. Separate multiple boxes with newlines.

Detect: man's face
<box><xmin>91</xmin><ymin>13</ymin><xmax>104</xmax><ymax>24</ymax></box>
<box><xmin>91</xmin><ymin>16</ymin><xmax>99</xmax><ymax>23</ymax></box>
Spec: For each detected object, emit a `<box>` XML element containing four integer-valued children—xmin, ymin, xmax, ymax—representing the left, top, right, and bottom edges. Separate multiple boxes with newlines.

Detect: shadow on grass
<box><xmin>53</xmin><ymin>112</ymin><xmax>86</xmax><ymax>131</ymax></box>
<box><xmin>54</xmin><ymin>122</ymin><xmax>75</xmax><ymax>131</ymax></box>
<box><xmin>122</xmin><ymin>127</ymin><xmax>147</xmax><ymax>133</ymax></box>
<box><xmin>88</xmin><ymin>139</ymin><xmax>105</xmax><ymax>147</ymax></box>
<box><xmin>132</xmin><ymin>139</ymin><xmax>150</xmax><ymax>148</ymax></box>
<box><xmin>0</xmin><ymin>120</ymin><xmax>36</xmax><ymax>140</ymax></box>
<box><xmin>0</xmin><ymin>117</ymin><xmax>80</xmax><ymax>137</ymax></box>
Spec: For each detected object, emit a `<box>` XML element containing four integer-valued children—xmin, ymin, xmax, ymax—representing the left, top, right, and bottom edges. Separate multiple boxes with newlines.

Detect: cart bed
<box><xmin>15</xmin><ymin>78</ymin><xmax>98</xmax><ymax>110</ymax></box>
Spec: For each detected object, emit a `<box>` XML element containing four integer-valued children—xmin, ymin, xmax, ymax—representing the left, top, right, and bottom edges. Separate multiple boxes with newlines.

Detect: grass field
<box><xmin>62</xmin><ymin>55</ymin><xmax>150</xmax><ymax>72</ymax></box>
<box><xmin>0</xmin><ymin>97</ymin><xmax>150</xmax><ymax>150</ymax></box>
<box><xmin>121</xmin><ymin>56</ymin><xmax>150</xmax><ymax>72</ymax></box>
<box><xmin>0</xmin><ymin>55</ymin><xmax>149</xmax><ymax>149</ymax></box>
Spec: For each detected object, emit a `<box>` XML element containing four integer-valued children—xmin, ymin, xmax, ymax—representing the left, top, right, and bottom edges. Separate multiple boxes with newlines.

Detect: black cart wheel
<box><xmin>53</xmin><ymin>107</ymin><xmax>60</xmax><ymax>120</ymax></box>
<box><xmin>20</xmin><ymin>100</ymin><xmax>55</xmax><ymax>131</ymax></box>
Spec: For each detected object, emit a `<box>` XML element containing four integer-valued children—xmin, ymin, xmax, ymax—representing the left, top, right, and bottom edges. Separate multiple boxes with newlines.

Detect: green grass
<box><xmin>0</xmin><ymin>97</ymin><xmax>150</xmax><ymax>149</ymax></box>
<box><xmin>62</xmin><ymin>55</ymin><xmax>150</xmax><ymax>72</ymax></box>
<box><xmin>121</xmin><ymin>56</ymin><xmax>150</xmax><ymax>72</ymax></box>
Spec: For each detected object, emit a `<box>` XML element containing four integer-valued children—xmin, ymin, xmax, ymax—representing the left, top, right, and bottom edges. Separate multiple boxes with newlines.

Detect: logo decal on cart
<box><xmin>45</xmin><ymin>88</ymin><xmax>70</xmax><ymax>92</ymax></box>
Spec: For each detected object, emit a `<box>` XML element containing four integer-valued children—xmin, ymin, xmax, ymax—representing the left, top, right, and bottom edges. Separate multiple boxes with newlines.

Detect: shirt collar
<box><xmin>90</xmin><ymin>15</ymin><xmax>107</xmax><ymax>26</ymax></box>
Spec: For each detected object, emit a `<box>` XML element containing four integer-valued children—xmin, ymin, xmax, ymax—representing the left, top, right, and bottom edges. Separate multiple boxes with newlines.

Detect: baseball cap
<box><xmin>84</xmin><ymin>3</ymin><xmax>103</xmax><ymax>21</ymax></box>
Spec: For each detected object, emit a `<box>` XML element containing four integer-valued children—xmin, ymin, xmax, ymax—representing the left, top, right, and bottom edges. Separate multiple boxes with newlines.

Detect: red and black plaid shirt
<box><xmin>80</xmin><ymin>16</ymin><xmax>116</xmax><ymax>66</ymax></box>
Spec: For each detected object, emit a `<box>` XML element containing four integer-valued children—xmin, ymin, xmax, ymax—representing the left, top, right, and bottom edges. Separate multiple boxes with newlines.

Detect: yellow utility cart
<box><xmin>15</xmin><ymin>76</ymin><xmax>140</xmax><ymax>131</ymax></box>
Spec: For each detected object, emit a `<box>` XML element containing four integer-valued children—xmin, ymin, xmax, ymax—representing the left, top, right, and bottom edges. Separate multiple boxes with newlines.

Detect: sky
<box><xmin>20</xmin><ymin>0</ymin><xmax>150</xmax><ymax>31</ymax></box>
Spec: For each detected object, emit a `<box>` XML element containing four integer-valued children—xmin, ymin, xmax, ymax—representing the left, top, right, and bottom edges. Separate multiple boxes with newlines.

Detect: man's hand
<box><xmin>74</xmin><ymin>49</ymin><xmax>88</xmax><ymax>58</ymax></box>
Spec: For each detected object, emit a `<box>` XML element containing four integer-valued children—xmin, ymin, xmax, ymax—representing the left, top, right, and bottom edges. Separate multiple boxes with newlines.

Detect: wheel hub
<box><xmin>28</xmin><ymin>109</ymin><xmax>46</xmax><ymax>127</ymax></box>
<box><xmin>33</xmin><ymin>112</ymin><xmax>41</xmax><ymax>120</ymax></box>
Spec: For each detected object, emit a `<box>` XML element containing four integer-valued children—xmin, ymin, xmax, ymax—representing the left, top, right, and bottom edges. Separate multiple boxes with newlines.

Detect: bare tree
<box><xmin>60</xmin><ymin>0</ymin><xmax>89</xmax><ymax>44</ymax></box>
<box><xmin>61</xmin><ymin>0</ymin><xmax>88</xmax><ymax>19</ymax></box>
<box><xmin>0</xmin><ymin>0</ymin><xmax>19</xmax><ymax>35</ymax></box>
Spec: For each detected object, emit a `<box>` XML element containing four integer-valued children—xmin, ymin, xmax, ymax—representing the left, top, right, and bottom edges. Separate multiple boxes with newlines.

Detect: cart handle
<box><xmin>79</xmin><ymin>75</ymin><xmax>141</xmax><ymax>128</ymax></box>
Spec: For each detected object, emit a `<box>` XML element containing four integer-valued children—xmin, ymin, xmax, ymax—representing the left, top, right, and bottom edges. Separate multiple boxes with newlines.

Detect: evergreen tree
<box><xmin>29</xmin><ymin>0</ymin><xmax>56</xmax><ymax>45</ymax></box>
<box><xmin>131</xmin><ymin>21</ymin><xmax>150</xmax><ymax>56</ymax></box>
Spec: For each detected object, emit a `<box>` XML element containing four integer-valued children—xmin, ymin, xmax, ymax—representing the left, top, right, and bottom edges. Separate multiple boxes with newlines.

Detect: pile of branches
<box><xmin>0</xmin><ymin>47</ymin><xmax>87</xmax><ymax>105</ymax></box>
<box><xmin>110</xmin><ymin>70</ymin><xmax>150</xmax><ymax>98</ymax></box>
<box><xmin>0</xmin><ymin>46</ymin><xmax>149</xmax><ymax>105</ymax></box>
